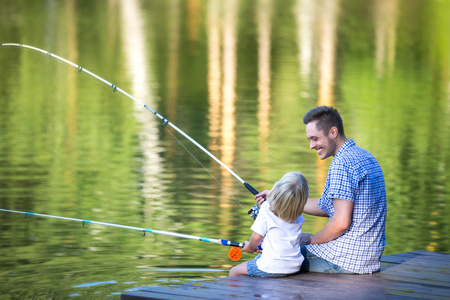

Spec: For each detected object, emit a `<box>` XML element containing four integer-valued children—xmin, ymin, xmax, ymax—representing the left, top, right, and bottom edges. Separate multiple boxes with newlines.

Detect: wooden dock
<box><xmin>121</xmin><ymin>250</ymin><xmax>450</xmax><ymax>299</ymax></box>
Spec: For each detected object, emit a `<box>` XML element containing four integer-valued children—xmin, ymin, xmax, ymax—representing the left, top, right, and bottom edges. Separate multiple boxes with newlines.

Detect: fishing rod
<box><xmin>0</xmin><ymin>43</ymin><xmax>260</xmax><ymax>218</ymax></box>
<box><xmin>0</xmin><ymin>208</ymin><xmax>256</xmax><ymax>261</ymax></box>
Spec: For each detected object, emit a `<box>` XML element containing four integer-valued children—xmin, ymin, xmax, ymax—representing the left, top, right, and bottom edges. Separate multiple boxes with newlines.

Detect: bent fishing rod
<box><xmin>0</xmin><ymin>208</ymin><xmax>258</xmax><ymax>261</ymax></box>
<box><xmin>0</xmin><ymin>43</ymin><xmax>260</xmax><ymax>218</ymax></box>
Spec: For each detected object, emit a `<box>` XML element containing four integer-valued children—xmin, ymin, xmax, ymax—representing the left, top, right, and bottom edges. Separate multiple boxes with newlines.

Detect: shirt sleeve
<box><xmin>327</xmin><ymin>161</ymin><xmax>361</xmax><ymax>203</ymax></box>
<box><xmin>250</xmin><ymin>202</ymin><xmax>268</xmax><ymax>236</ymax></box>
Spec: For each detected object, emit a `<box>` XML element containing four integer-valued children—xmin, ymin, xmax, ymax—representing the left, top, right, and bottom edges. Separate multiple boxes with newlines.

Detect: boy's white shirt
<box><xmin>251</xmin><ymin>201</ymin><xmax>305</xmax><ymax>274</ymax></box>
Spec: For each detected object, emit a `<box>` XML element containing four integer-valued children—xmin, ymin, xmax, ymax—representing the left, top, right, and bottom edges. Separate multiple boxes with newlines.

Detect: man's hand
<box><xmin>299</xmin><ymin>232</ymin><xmax>313</xmax><ymax>245</ymax></box>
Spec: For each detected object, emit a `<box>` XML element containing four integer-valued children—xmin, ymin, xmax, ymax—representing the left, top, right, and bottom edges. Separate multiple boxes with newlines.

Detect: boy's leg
<box><xmin>229</xmin><ymin>261</ymin><xmax>248</xmax><ymax>277</ymax></box>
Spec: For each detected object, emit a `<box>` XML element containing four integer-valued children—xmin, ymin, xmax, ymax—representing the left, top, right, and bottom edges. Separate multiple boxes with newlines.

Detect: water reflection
<box><xmin>166</xmin><ymin>0</ymin><xmax>181</xmax><ymax>122</ymax></box>
<box><xmin>205</xmin><ymin>0</ymin><xmax>240</xmax><ymax>241</ymax></box>
<box><xmin>62</xmin><ymin>0</ymin><xmax>79</xmax><ymax>199</ymax></box>
<box><xmin>0</xmin><ymin>0</ymin><xmax>449</xmax><ymax>299</ymax></box>
<box><xmin>220</xmin><ymin>0</ymin><xmax>238</xmax><ymax>179</ymax></box>
<box><xmin>257</xmin><ymin>0</ymin><xmax>272</xmax><ymax>157</ymax></box>
<box><xmin>318</xmin><ymin>0</ymin><xmax>339</xmax><ymax>106</ymax></box>
<box><xmin>312</xmin><ymin>0</ymin><xmax>339</xmax><ymax>197</ymax></box>
<box><xmin>374</xmin><ymin>0</ymin><xmax>398</xmax><ymax>77</ymax></box>
<box><xmin>295</xmin><ymin>0</ymin><xmax>315</xmax><ymax>85</ymax></box>
<box><xmin>207</xmin><ymin>0</ymin><xmax>222</xmax><ymax>152</ymax></box>
<box><xmin>119</xmin><ymin>0</ymin><xmax>165</xmax><ymax>209</ymax></box>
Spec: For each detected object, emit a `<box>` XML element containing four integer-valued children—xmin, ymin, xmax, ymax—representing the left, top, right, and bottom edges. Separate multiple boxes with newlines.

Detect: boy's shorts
<box><xmin>246</xmin><ymin>254</ymin><xmax>291</xmax><ymax>278</ymax></box>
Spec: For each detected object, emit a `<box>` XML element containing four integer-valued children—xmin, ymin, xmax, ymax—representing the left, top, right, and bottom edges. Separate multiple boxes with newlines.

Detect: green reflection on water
<box><xmin>1</xmin><ymin>0</ymin><xmax>449</xmax><ymax>298</ymax></box>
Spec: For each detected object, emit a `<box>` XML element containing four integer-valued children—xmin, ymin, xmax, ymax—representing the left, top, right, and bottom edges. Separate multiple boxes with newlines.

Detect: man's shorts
<box><xmin>300</xmin><ymin>246</ymin><xmax>355</xmax><ymax>274</ymax></box>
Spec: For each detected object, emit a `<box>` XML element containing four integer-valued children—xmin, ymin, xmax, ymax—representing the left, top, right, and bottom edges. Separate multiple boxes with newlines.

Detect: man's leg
<box><xmin>300</xmin><ymin>246</ymin><xmax>354</xmax><ymax>274</ymax></box>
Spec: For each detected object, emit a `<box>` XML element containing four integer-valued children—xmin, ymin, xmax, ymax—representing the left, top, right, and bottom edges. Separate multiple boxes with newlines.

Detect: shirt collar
<box><xmin>334</xmin><ymin>139</ymin><xmax>355</xmax><ymax>160</ymax></box>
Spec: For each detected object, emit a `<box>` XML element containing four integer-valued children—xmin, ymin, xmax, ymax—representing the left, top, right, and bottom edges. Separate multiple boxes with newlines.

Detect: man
<box><xmin>255</xmin><ymin>106</ymin><xmax>386</xmax><ymax>274</ymax></box>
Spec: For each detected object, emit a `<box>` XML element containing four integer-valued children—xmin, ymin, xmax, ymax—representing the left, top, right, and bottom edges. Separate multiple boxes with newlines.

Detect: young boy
<box><xmin>229</xmin><ymin>172</ymin><xmax>309</xmax><ymax>277</ymax></box>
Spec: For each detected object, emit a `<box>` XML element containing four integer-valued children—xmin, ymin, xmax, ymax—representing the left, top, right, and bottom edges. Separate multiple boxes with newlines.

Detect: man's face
<box><xmin>305</xmin><ymin>120</ymin><xmax>337</xmax><ymax>160</ymax></box>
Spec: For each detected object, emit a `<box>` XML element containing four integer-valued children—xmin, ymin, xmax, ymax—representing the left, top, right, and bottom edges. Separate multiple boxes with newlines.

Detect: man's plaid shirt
<box><xmin>306</xmin><ymin>139</ymin><xmax>387</xmax><ymax>274</ymax></box>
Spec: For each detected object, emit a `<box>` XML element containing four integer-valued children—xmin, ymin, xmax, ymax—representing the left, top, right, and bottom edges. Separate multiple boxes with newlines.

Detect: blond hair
<box><xmin>267</xmin><ymin>172</ymin><xmax>309</xmax><ymax>223</ymax></box>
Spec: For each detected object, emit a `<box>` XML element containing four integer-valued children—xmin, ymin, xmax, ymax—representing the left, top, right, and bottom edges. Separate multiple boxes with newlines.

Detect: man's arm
<box><xmin>310</xmin><ymin>198</ymin><xmax>353</xmax><ymax>244</ymax></box>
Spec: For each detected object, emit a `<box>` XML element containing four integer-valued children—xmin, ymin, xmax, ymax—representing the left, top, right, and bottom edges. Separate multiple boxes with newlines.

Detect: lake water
<box><xmin>1</xmin><ymin>0</ymin><xmax>449</xmax><ymax>298</ymax></box>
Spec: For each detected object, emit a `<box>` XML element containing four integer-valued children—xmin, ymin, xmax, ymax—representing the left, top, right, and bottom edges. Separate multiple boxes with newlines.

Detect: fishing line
<box><xmin>1</xmin><ymin>43</ymin><xmax>260</xmax><ymax>217</ymax></box>
<box><xmin>163</xmin><ymin>128</ymin><xmax>246</xmax><ymax>211</ymax></box>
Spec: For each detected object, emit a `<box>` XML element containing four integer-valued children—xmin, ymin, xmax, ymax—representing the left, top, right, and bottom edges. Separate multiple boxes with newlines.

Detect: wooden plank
<box><xmin>128</xmin><ymin>279</ymin><xmax>393</xmax><ymax>300</ymax></box>
<box><xmin>178</xmin><ymin>277</ymin><xmax>337</xmax><ymax>299</ymax></box>
<box><xmin>410</xmin><ymin>250</ymin><xmax>450</xmax><ymax>258</ymax></box>
<box><xmin>121</xmin><ymin>284</ymin><xmax>252</xmax><ymax>299</ymax></box>
<box><xmin>124</xmin><ymin>285</ymin><xmax>249</xmax><ymax>299</ymax></box>
<box><xmin>122</xmin><ymin>279</ymin><xmax>448</xmax><ymax>300</ymax></box>
<box><xmin>133</xmin><ymin>274</ymin><xmax>387</xmax><ymax>300</ymax></box>
<box><xmin>120</xmin><ymin>290</ymin><xmax>201</xmax><ymax>300</ymax></box>
<box><xmin>384</xmin><ymin>293</ymin><xmax>450</xmax><ymax>300</ymax></box>
<box><xmin>196</xmin><ymin>276</ymin><xmax>361</xmax><ymax>298</ymax></box>
<box><xmin>123</xmin><ymin>275</ymin><xmax>447</xmax><ymax>300</ymax></box>
<box><xmin>381</xmin><ymin>252</ymin><xmax>421</xmax><ymax>264</ymax></box>
<box><xmin>121</xmin><ymin>251</ymin><xmax>450</xmax><ymax>300</ymax></box>
<box><xmin>135</xmin><ymin>274</ymin><xmax>393</xmax><ymax>300</ymax></box>
<box><xmin>382</xmin><ymin>257</ymin><xmax>450</xmax><ymax>269</ymax></box>
<box><xmin>383</xmin><ymin>267</ymin><xmax>450</xmax><ymax>283</ymax></box>
<box><xmin>293</xmin><ymin>272</ymin><xmax>450</xmax><ymax>298</ymax></box>
<box><xmin>382</xmin><ymin>252</ymin><xmax>450</xmax><ymax>269</ymax></box>
<box><xmin>380</xmin><ymin>273</ymin><xmax>450</xmax><ymax>288</ymax></box>
<box><xmin>381</xmin><ymin>254</ymin><xmax>450</xmax><ymax>286</ymax></box>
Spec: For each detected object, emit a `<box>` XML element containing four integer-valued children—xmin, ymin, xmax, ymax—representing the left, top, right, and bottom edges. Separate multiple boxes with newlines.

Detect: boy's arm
<box><xmin>303</xmin><ymin>197</ymin><xmax>329</xmax><ymax>217</ymax></box>
<box><xmin>257</xmin><ymin>193</ymin><xmax>328</xmax><ymax>218</ymax></box>
<box><xmin>243</xmin><ymin>232</ymin><xmax>264</xmax><ymax>253</ymax></box>
<box><xmin>254</xmin><ymin>190</ymin><xmax>269</xmax><ymax>205</ymax></box>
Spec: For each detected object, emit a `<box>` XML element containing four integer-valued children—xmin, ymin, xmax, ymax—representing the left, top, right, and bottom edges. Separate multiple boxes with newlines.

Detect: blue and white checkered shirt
<box><xmin>306</xmin><ymin>139</ymin><xmax>386</xmax><ymax>274</ymax></box>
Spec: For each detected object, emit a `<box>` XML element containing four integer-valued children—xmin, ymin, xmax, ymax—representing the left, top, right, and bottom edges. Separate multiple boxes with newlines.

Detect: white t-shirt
<box><xmin>251</xmin><ymin>202</ymin><xmax>305</xmax><ymax>274</ymax></box>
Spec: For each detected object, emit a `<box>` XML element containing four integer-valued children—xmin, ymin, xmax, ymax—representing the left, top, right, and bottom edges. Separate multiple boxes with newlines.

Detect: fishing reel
<box><xmin>247</xmin><ymin>204</ymin><xmax>260</xmax><ymax>220</ymax></box>
<box><xmin>228</xmin><ymin>244</ymin><xmax>263</xmax><ymax>261</ymax></box>
<box><xmin>228</xmin><ymin>247</ymin><xmax>243</xmax><ymax>261</ymax></box>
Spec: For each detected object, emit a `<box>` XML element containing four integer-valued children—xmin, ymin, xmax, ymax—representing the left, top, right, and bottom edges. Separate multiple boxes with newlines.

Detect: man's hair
<box><xmin>302</xmin><ymin>106</ymin><xmax>345</xmax><ymax>137</ymax></box>
<box><xmin>267</xmin><ymin>172</ymin><xmax>309</xmax><ymax>223</ymax></box>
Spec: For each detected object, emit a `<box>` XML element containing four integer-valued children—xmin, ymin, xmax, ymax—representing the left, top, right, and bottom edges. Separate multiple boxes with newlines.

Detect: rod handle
<box><xmin>244</xmin><ymin>182</ymin><xmax>259</xmax><ymax>195</ymax></box>
<box><xmin>244</xmin><ymin>182</ymin><xmax>261</xmax><ymax>218</ymax></box>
